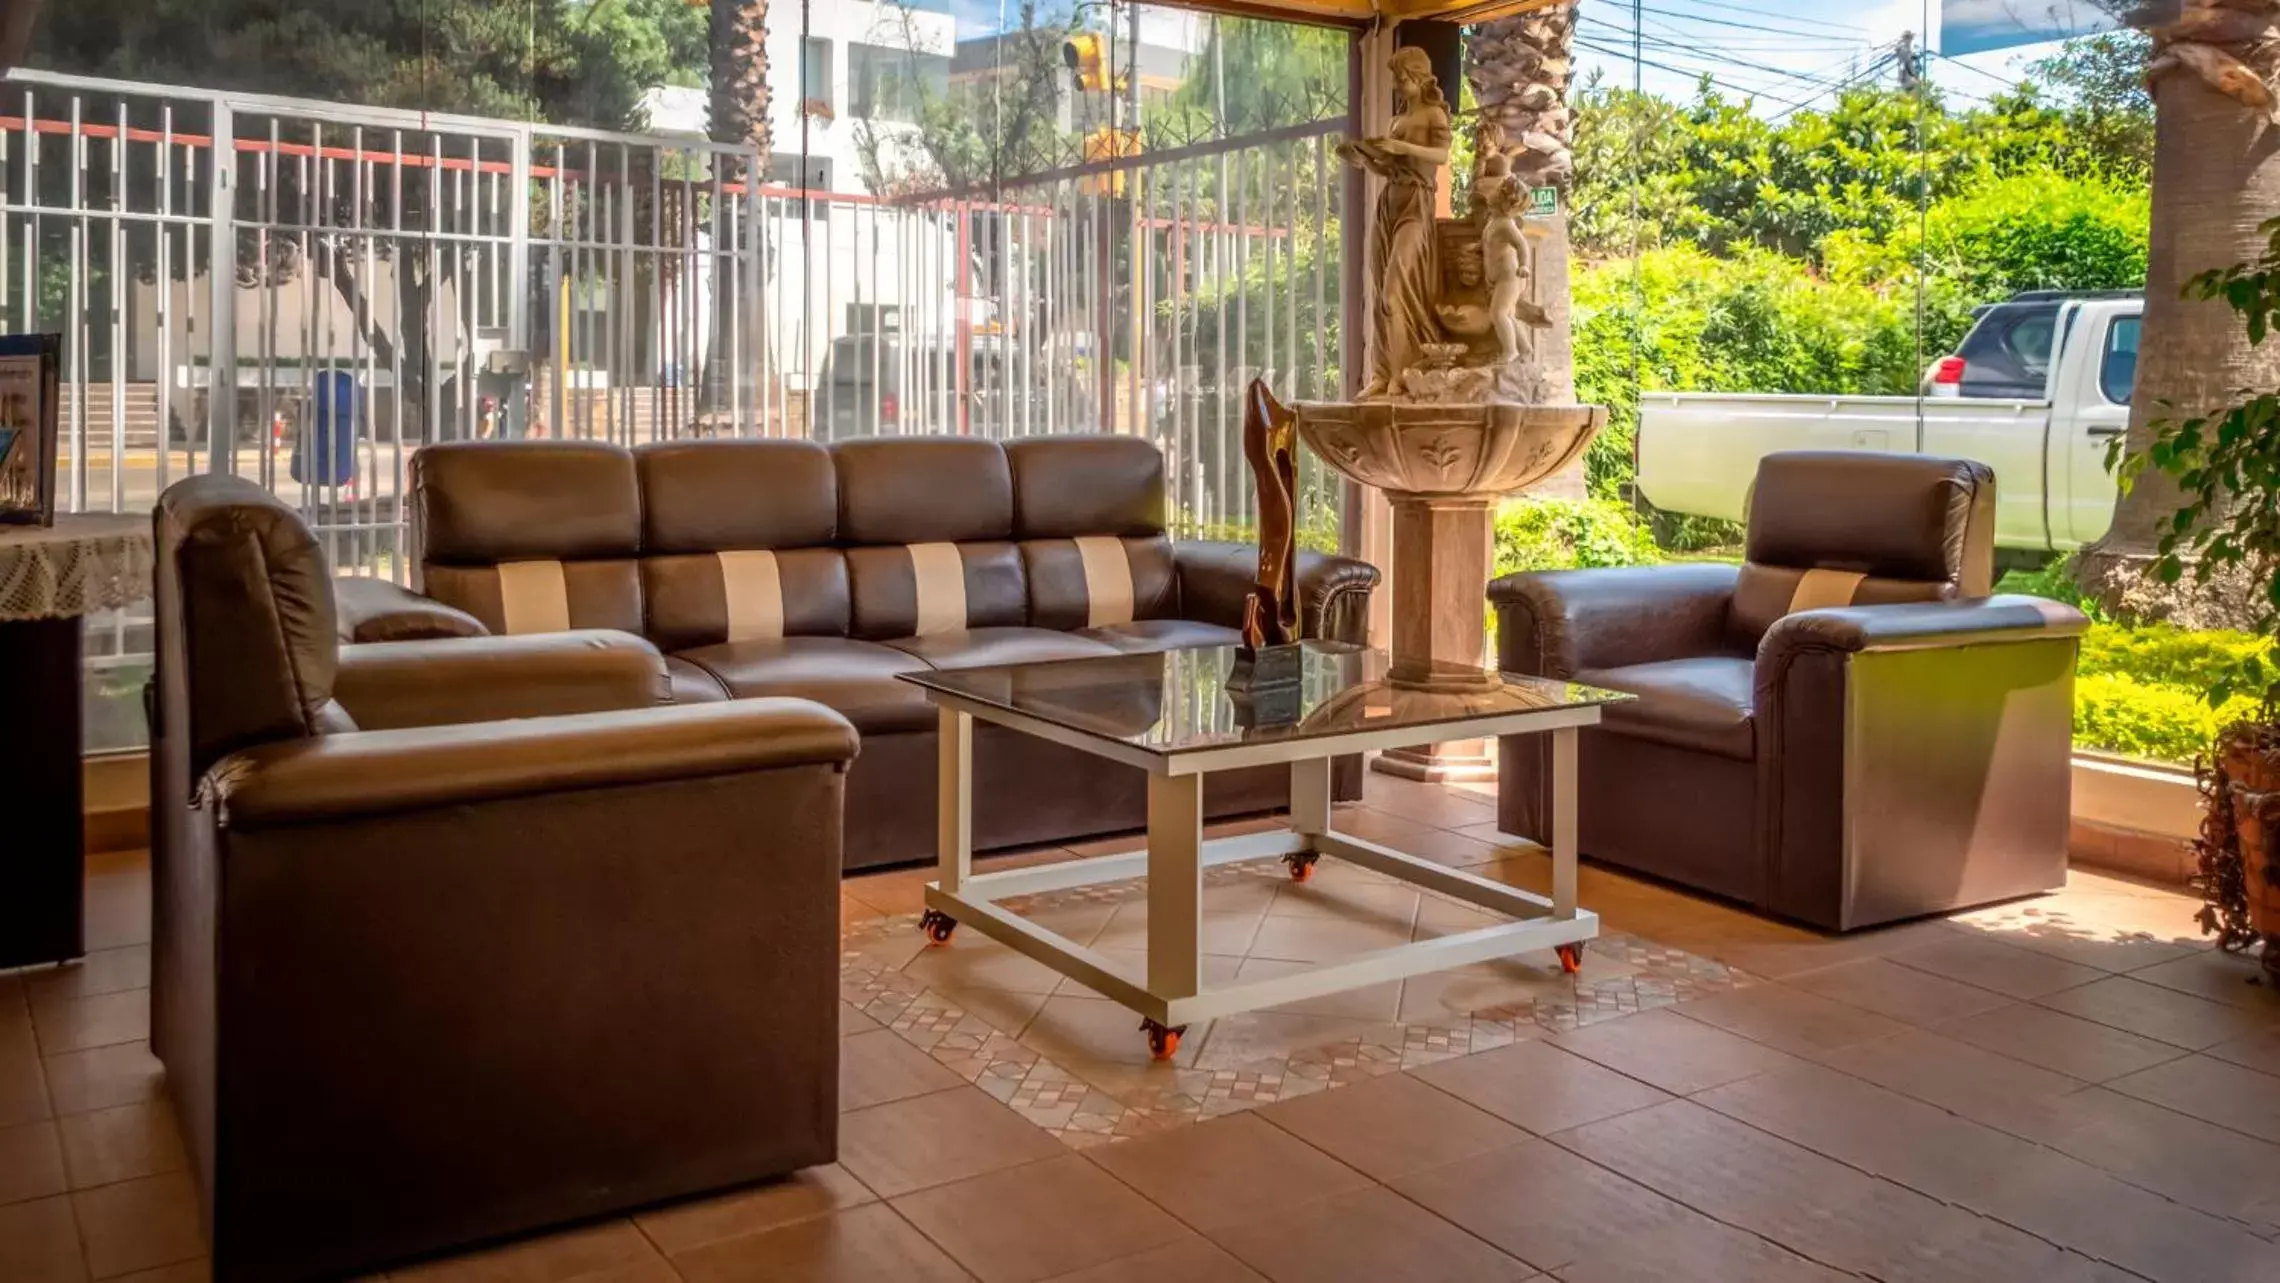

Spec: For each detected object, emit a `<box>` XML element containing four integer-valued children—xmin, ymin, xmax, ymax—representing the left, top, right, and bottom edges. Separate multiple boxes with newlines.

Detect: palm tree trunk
<box><xmin>704</xmin><ymin>0</ymin><xmax>773</xmax><ymax>425</ymax></box>
<box><xmin>1466</xmin><ymin>2</ymin><xmax>1580</xmax><ymax>494</ymax></box>
<box><xmin>2076</xmin><ymin>54</ymin><xmax>2280</xmax><ymax>628</ymax></box>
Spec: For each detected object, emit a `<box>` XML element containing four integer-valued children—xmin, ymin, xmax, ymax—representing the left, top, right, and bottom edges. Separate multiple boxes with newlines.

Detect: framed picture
<box><xmin>0</xmin><ymin>333</ymin><xmax>61</xmax><ymax>526</ymax></box>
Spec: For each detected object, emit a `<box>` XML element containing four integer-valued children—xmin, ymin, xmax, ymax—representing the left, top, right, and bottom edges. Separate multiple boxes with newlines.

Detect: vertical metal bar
<box><xmin>65</xmin><ymin>94</ymin><xmax>84</xmax><ymax>510</ymax></box>
<box><xmin>936</xmin><ymin>707</ymin><xmax>973</xmax><ymax>893</ymax></box>
<box><xmin>1553</xmin><ymin>726</ymin><xmax>1579</xmax><ymax>919</ymax></box>
<box><xmin>1145</xmin><ymin>771</ymin><xmax>1204</xmax><ymax>1004</ymax></box>
<box><xmin>107</xmin><ymin>102</ymin><xmax>126</xmax><ymax>514</ymax></box>
<box><xmin>154</xmin><ymin>105</ymin><xmax>173</xmax><ymax>492</ymax></box>
<box><xmin>203</xmin><ymin>101</ymin><xmax>234</xmax><ymax>475</ymax></box>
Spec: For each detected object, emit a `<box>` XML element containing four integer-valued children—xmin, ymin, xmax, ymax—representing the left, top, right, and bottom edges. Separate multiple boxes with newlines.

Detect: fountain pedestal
<box><xmin>1296</xmin><ymin>400</ymin><xmax>1607</xmax><ymax>784</ymax></box>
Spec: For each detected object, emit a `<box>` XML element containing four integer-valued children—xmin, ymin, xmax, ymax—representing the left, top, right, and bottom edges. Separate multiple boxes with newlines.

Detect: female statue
<box><xmin>1337</xmin><ymin>47</ymin><xmax>1452</xmax><ymax>400</ymax></box>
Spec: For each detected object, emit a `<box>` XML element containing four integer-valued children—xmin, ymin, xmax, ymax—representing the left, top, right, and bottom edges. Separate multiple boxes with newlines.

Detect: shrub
<box><xmin>1494</xmin><ymin>497</ymin><xmax>1662</xmax><ymax>578</ymax></box>
<box><xmin>2074</xmin><ymin>672</ymin><xmax>2263</xmax><ymax>764</ymax></box>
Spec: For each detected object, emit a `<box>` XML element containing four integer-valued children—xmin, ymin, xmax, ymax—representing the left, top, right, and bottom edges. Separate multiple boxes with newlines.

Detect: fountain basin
<box><xmin>1294</xmin><ymin>401</ymin><xmax>1607</xmax><ymax>499</ymax></box>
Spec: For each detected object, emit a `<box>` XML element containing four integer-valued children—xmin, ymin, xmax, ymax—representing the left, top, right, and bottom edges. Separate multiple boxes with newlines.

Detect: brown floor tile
<box><xmin>0</xmin><ymin>1195</ymin><xmax>88</xmax><ymax>1283</ymax></box>
<box><xmin>841</xmin><ymin>1030</ymin><xmax>966</xmax><ymax>1113</ymax></box>
<box><xmin>41</xmin><ymin>1043</ymin><xmax>167</xmax><ymax>1118</ymax></box>
<box><xmin>1973</xmin><ymin>1143</ymin><xmax>2280</xmax><ymax>1283</ymax></box>
<box><xmin>1550</xmin><ymin>1008</ymin><xmax>1803</xmax><ymax>1096</ymax></box>
<box><xmin>1091</xmin><ymin>907</ymin><xmax>1266</xmax><ymax>958</ymax></box>
<box><xmin>1396</xmin><ymin>953</ymin><xmax>1629</xmax><ymax>1026</ymax></box>
<box><xmin>392</xmin><ymin>1219</ymin><xmax>664</xmax><ymax>1283</ymax></box>
<box><xmin>902</xmin><ymin>934</ymin><xmax>1072</xmax><ymax>997</ymax></box>
<box><xmin>1332</xmin><ymin>809</ymin><xmax>1504</xmax><ymax>867</ymax></box>
<box><xmin>1550</xmin><ymin>1215</ymin><xmax>1848</xmax><ymax>1283</ymax></box>
<box><xmin>1264</xmin><ymin>872</ymin><xmax>1422</xmax><ymax>927</ymax></box>
<box><xmin>1885</xmin><ymin>933</ymin><xmax>2106</xmax><ymax>1000</ymax></box>
<box><xmin>1018</xmin><ymin>996</ymin><xmax>1210</xmax><ymax>1076</ymax></box>
<box><xmin>1664</xmin><ymin>918</ymin><xmax>1949</xmax><ymax>981</ymax></box>
<box><xmin>1555</xmin><ymin>1096</ymin><xmax>2072</xmax><ymax>1281</ymax></box>
<box><xmin>57</xmin><ymin>1101</ymin><xmax>188</xmax><ymax>1189</ymax></box>
<box><xmin>1390</xmin><ymin>1137</ymin><xmax>1701</xmax><ymax>1275</ymax></box>
<box><xmin>842</xmin><ymin>869</ymin><xmax>935</xmax><ymax>917</ymax></box>
<box><xmin>30</xmin><ymin>991</ymin><xmax>150</xmax><ymax>1057</ymax></box>
<box><xmin>1411</xmin><ymin>1041</ymin><xmax>1670</xmax><ymax>1136</ymax></box>
<box><xmin>1785</xmin><ymin>957</ymin><xmax>2010</xmax><ymax>1026</ymax></box>
<box><xmin>1255</xmin><ymin>1072</ymin><xmax>1525</xmax><ymax>1181</ymax></box>
<box><xmin>2006</xmin><ymin>1086</ymin><xmax>2280</xmax><ymax>1223</ymax></box>
<box><xmin>1810</xmin><ymin>1027</ymin><xmax>2084</xmax><ymax>1120</ymax></box>
<box><xmin>72</xmin><ymin>1170</ymin><xmax>205</xmax><ymax>1280</ymax></box>
<box><xmin>2206</xmin><ymin>1026</ymin><xmax>2280</xmax><ymax>1077</ymax></box>
<box><xmin>1</xmin><ymin>1019</ymin><xmax>51</xmax><ymax>1127</ymax></box>
<box><xmin>2037</xmin><ymin>976</ymin><xmax>2279</xmax><ymax>1050</ymax></box>
<box><xmin>1190</xmin><ymin>1010</ymin><xmax>1401</xmax><ymax>1072</ymax></box>
<box><xmin>1358</xmin><ymin>777</ymin><xmax>1498</xmax><ymax>830</ymax></box>
<box><xmin>1950</xmin><ymin>919</ymin><xmax>2197</xmax><ymax>974</ymax></box>
<box><xmin>670</xmin><ymin>1203</ymin><xmax>972</xmax><ymax>1283</ymax></box>
<box><xmin>633</xmin><ymin>1164</ymin><xmax>875</xmax><ymax>1256</ymax></box>
<box><xmin>1934</xmin><ymin>1003</ymin><xmax>2187</xmax><ymax>1083</ymax></box>
<box><xmin>840</xmin><ymin>1003</ymin><xmax>883</xmax><ymax>1038</ymax></box>
<box><xmin>1229</xmin><ymin>957</ymin><xmax>1404</xmax><ymax>1022</ymax></box>
<box><xmin>893</xmin><ymin>1154</ymin><xmax>1189</xmax><ymax>1283</ymax></box>
<box><xmin>2129</xmin><ymin>950</ymin><xmax>2280</xmax><ymax>1012</ymax></box>
<box><xmin>1243</xmin><ymin>913</ymin><xmax>1410</xmax><ymax>965</ymax></box>
<box><xmin>1670</xmin><ymin>982</ymin><xmax>1907</xmax><ymax>1057</ymax></box>
<box><xmin>0</xmin><ymin>1118</ymin><xmax>68</xmax><ymax>1205</ymax></box>
<box><xmin>22</xmin><ymin>949</ymin><xmax>151</xmax><ymax>1005</ymax></box>
<box><xmin>1205</xmin><ymin>1185</ymin><xmax>1532</xmax><ymax>1283</ymax></box>
<box><xmin>1038</xmin><ymin>1238</ymin><xmax>1264</xmax><ymax>1283</ymax></box>
<box><xmin>81</xmin><ymin>857</ymin><xmax>151</xmax><ymax>953</ymax></box>
<box><xmin>837</xmin><ymin>1087</ymin><xmax>1066</xmax><ymax>1199</ymax></box>
<box><xmin>2105</xmin><ymin>1053</ymin><xmax>2280</xmax><ymax>1144</ymax></box>
<box><xmin>1087</xmin><ymin>1112</ymin><xmax>1370</xmax><ymax>1233</ymax></box>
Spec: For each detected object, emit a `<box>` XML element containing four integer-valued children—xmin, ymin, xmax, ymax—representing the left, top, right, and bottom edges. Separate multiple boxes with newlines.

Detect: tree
<box><xmin>2077</xmin><ymin>4</ymin><xmax>2280</xmax><ymax>626</ymax></box>
<box><xmin>2027</xmin><ymin>29</ymin><xmax>2156</xmax><ymax>179</ymax></box>
<box><xmin>709</xmin><ymin>0</ymin><xmax>772</xmax><ymax>162</ymax></box>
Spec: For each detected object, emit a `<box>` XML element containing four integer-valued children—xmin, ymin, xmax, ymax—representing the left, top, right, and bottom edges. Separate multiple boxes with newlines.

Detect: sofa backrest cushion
<box><xmin>1730</xmin><ymin>451</ymin><xmax>1997</xmax><ymax>644</ymax></box>
<box><xmin>1005</xmin><ymin>436</ymin><xmax>1166</xmax><ymax>538</ymax></box>
<box><xmin>635</xmin><ymin>440</ymin><xmax>852</xmax><ymax>649</ymax></box>
<box><xmin>414</xmin><ymin>441</ymin><xmax>645</xmax><ymax>637</ymax></box>
<box><xmin>846</xmin><ymin>541</ymin><xmax>1029</xmax><ymax>640</ymax></box>
<box><xmin>1022</xmin><ymin>536</ymin><xmax>1177</xmax><ymax>631</ymax></box>
<box><xmin>834</xmin><ymin>438</ymin><xmax>1014</xmax><ymax>544</ymax></box>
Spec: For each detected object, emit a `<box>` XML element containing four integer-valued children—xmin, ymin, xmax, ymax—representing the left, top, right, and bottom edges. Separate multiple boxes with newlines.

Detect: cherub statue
<box><xmin>1478</xmin><ymin>176</ymin><xmax>1545</xmax><ymax>363</ymax></box>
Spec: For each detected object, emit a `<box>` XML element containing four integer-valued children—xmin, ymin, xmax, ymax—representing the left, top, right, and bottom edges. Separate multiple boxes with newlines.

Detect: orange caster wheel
<box><xmin>1141</xmin><ymin>1019</ymin><xmax>1187</xmax><ymax>1061</ymax></box>
<box><xmin>1284</xmin><ymin>852</ymin><xmax>1319</xmax><ymax>883</ymax></box>
<box><xmin>920</xmin><ymin>908</ymin><xmax>957</xmax><ymax>947</ymax></box>
<box><xmin>1556</xmin><ymin>943</ymin><xmax>1585</xmax><ymax>975</ymax></box>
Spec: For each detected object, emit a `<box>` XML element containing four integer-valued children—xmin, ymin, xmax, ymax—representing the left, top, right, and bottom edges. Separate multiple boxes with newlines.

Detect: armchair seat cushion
<box><xmin>1575</xmin><ymin>656</ymin><xmax>1756</xmax><ymax>760</ymax></box>
<box><xmin>881</xmin><ymin>627</ymin><xmax>1122</xmax><ymax>671</ymax></box>
<box><xmin>676</xmin><ymin>637</ymin><xmax>935</xmax><ymax>733</ymax></box>
<box><xmin>1079</xmin><ymin>619</ymin><xmax>1241</xmax><ymax>653</ymax></box>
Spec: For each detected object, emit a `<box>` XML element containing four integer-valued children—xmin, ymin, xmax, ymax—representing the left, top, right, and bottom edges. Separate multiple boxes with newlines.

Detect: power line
<box><xmin>1645</xmin><ymin>0</ymin><xmax>1867</xmax><ymax>37</ymax></box>
<box><xmin>1572</xmin><ymin>38</ymin><xmax>1823</xmax><ymax>113</ymax></box>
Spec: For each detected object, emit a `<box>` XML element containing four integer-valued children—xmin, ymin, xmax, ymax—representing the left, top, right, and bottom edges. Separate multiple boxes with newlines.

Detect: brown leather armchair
<box><xmin>149</xmin><ymin>475</ymin><xmax>859</xmax><ymax>1282</ymax></box>
<box><xmin>1493</xmin><ymin>452</ymin><xmax>2088</xmax><ymax>931</ymax></box>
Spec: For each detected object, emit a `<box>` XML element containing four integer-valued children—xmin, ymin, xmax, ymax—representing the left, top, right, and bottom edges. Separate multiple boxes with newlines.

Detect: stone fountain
<box><xmin>1294</xmin><ymin>46</ymin><xmax>1606</xmax><ymax>781</ymax></box>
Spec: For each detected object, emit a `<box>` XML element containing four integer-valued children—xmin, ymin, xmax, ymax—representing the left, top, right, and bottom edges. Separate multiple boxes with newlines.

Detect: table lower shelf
<box><xmin>919</xmin><ymin>825</ymin><xmax>1599</xmax><ymax>1031</ymax></box>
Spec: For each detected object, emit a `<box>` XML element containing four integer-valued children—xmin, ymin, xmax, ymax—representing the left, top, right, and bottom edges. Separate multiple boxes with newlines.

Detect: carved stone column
<box><xmin>1375</xmin><ymin>495</ymin><xmax>1498</xmax><ymax>782</ymax></box>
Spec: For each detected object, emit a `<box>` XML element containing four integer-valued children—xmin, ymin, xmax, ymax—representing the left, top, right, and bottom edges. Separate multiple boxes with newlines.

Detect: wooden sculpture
<box><xmin>1241</xmin><ymin>378</ymin><xmax>1301</xmax><ymax>651</ymax></box>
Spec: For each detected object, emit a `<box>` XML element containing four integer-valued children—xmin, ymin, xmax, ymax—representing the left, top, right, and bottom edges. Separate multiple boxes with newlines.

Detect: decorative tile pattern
<box><xmin>838</xmin><ymin>855</ymin><xmax>1752</xmax><ymax>1148</ymax></box>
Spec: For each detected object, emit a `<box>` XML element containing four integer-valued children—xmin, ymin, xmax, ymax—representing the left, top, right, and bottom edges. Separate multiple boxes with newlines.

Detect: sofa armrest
<box><xmin>1173</xmin><ymin>541</ymin><xmax>1381</xmax><ymax>645</ymax></box>
<box><xmin>334</xmin><ymin>575</ymin><xmax>489</xmax><ymax>644</ymax></box>
<box><xmin>334</xmin><ymin>630</ymin><xmax>671</xmax><ymax>730</ymax></box>
<box><xmin>1758</xmin><ymin>595</ymin><xmax>2090</xmax><ymax>666</ymax></box>
<box><xmin>1491</xmin><ymin>563</ymin><xmax>1741</xmax><ymax>678</ymax></box>
<box><xmin>211</xmin><ymin>698</ymin><xmax>858</xmax><ymax>828</ymax></box>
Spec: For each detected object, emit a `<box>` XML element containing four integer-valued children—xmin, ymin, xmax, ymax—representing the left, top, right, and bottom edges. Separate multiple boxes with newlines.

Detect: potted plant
<box><xmin>2130</xmin><ymin>216</ymin><xmax>2280</xmax><ymax>976</ymax></box>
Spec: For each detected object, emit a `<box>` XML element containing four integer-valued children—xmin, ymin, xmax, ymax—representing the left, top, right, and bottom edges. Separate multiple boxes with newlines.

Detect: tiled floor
<box><xmin>7</xmin><ymin>776</ymin><xmax>2280</xmax><ymax>1282</ymax></box>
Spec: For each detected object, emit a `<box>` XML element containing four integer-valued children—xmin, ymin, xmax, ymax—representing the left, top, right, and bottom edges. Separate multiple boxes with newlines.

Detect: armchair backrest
<box><xmin>411</xmin><ymin>441</ymin><xmax>646</xmax><ymax>637</ymax></box>
<box><xmin>1730</xmin><ymin>451</ymin><xmax>1996</xmax><ymax>645</ymax></box>
<box><xmin>153</xmin><ymin>474</ymin><xmax>353</xmax><ymax>786</ymax></box>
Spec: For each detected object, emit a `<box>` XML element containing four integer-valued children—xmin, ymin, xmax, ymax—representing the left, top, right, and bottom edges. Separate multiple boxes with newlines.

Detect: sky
<box><xmin>931</xmin><ymin>0</ymin><xmax>2095</xmax><ymax>117</ymax></box>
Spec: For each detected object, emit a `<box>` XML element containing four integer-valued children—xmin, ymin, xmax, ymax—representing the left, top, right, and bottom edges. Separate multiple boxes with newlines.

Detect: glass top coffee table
<box><xmin>900</xmin><ymin>642</ymin><xmax>1630</xmax><ymax>1060</ymax></box>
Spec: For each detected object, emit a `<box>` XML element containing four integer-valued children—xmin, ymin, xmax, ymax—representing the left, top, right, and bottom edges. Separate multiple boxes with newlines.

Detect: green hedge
<box><xmin>1494</xmin><ymin>497</ymin><xmax>1663</xmax><ymax>578</ymax></box>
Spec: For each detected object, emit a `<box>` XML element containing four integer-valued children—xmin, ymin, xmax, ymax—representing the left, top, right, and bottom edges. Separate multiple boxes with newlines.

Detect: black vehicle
<box><xmin>1925</xmin><ymin>290</ymin><xmax>2141</xmax><ymax>400</ymax></box>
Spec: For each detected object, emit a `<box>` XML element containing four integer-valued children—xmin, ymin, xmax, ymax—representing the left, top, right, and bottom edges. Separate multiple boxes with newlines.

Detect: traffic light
<box><xmin>1064</xmin><ymin>34</ymin><xmax>1106</xmax><ymax>93</ymax></box>
<box><xmin>1081</xmin><ymin>128</ymin><xmax>1141</xmax><ymax>198</ymax></box>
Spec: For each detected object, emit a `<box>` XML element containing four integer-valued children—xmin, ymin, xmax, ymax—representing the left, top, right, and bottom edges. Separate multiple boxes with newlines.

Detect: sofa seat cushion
<box><xmin>1079</xmin><ymin>619</ymin><xmax>1241</xmax><ymax>654</ymax></box>
<box><xmin>880</xmin><ymin>627</ymin><xmax>1122</xmax><ymax>671</ymax></box>
<box><xmin>676</xmin><ymin>637</ymin><xmax>936</xmax><ymax>733</ymax></box>
<box><xmin>1573</xmin><ymin>656</ymin><xmax>1756</xmax><ymax>760</ymax></box>
<box><xmin>662</xmin><ymin>655</ymin><xmax>731</xmax><ymax>704</ymax></box>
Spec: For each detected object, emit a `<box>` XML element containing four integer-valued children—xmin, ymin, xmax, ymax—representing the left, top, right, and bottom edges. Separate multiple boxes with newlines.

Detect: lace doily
<box><xmin>0</xmin><ymin>514</ymin><xmax>155</xmax><ymax>621</ymax></box>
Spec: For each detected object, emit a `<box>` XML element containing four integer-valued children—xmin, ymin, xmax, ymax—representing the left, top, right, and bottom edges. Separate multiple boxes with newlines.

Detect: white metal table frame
<box><xmin>916</xmin><ymin>692</ymin><xmax>1604</xmax><ymax>1045</ymax></box>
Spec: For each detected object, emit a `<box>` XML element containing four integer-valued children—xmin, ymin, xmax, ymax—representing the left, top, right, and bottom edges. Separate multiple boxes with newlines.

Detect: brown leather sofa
<box><xmin>1492</xmin><ymin>452</ymin><xmax>2088</xmax><ymax>932</ymax></box>
<box><xmin>150</xmin><ymin>475</ymin><xmax>858</xmax><ymax>1282</ymax></box>
<box><xmin>340</xmin><ymin>434</ymin><xmax>1381</xmax><ymax>870</ymax></box>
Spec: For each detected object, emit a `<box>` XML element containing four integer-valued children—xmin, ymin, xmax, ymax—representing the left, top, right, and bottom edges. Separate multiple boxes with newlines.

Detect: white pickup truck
<box><xmin>1636</xmin><ymin>295</ymin><xmax>2141</xmax><ymax>553</ymax></box>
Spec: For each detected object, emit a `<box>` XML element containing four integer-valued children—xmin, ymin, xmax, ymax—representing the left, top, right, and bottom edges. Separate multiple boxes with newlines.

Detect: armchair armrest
<box><xmin>334</xmin><ymin>630</ymin><xmax>672</xmax><ymax>730</ymax></box>
<box><xmin>1174</xmin><ymin>541</ymin><xmax>1381</xmax><ymax>645</ymax></box>
<box><xmin>1491</xmin><ymin>563</ymin><xmax>1741</xmax><ymax>678</ymax></box>
<box><xmin>212</xmin><ymin>698</ymin><xmax>859</xmax><ymax>828</ymax></box>
<box><xmin>1759</xmin><ymin>595</ymin><xmax>2090</xmax><ymax>667</ymax></box>
<box><xmin>334</xmin><ymin>575</ymin><xmax>489</xmax><ymax>644</ymax></box>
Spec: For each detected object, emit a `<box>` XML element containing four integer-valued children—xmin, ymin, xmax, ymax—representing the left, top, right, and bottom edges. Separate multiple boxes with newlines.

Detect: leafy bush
<box><xmin>2074</xmin><ymin>672</ymin><xmax>2262</xmax><ymax>764</ymax></box>
<box><xmin>1494</xmin><ymin>497</ymin><xmax>1662</xmax><ymax>578</ymax></box>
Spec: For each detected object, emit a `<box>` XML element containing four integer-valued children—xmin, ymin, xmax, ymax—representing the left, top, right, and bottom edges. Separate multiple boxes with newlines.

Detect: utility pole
<box><xmin>1896</xmin><ymin>31</ymin><xmax>1921</xmax><ymax>92</ymax></box>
